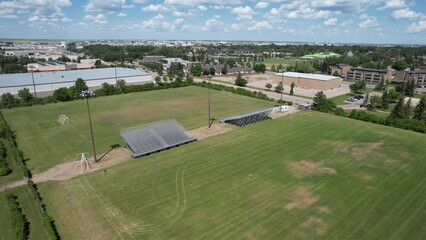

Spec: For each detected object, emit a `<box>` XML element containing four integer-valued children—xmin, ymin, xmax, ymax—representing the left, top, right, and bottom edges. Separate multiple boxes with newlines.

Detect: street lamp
<box><xmin>81</xmin><ymin>90</ymin><xmax>97</xmax><ymax>162</ymax></box>
<box><xmin>29</xmin><ymin>66</ymin><xmax>37</xmax><ymax>98</ymax></box>
<box><xmin>205</xmin><ymin>74</ymin><xmax>212</xmax><ymax>128</ymax></box>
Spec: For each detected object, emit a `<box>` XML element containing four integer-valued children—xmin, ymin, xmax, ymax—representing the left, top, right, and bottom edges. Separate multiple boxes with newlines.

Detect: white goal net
<box><xmin>58</xmin><ymin>114</ymin><xmax>69</xmax><ymax>125</ymax></box>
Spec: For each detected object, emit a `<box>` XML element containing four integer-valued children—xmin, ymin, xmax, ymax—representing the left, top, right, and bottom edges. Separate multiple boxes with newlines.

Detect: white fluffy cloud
<box><xmin>340</xmin><ymin>19</ymin><xmax>353</xmax><ymax>27</ymax></box>
<box><xmin>197</xmin><ymin>5</ymin><xmax>207</xmax><ymax>11</ymax></box>
<box><xmin>391</xmin><ymin>8</ymin><xmax>422</xmax><ymax>20</ymax></box>
<box><xmin>380</xmin><ymin>0</ymin><xmax>406</xmax><ymax>9</ymax></box>
<box><xmin>231</xmin><ymin>6</ymin><xmax>254</xmax><ymax>15</ymax></box>
<box><xmin>255</xmin><ymin>2</ymin><xmax>268</xmax><ymax>9</ymax></box>
<box><xmin>247</xmin><ymin>21</ymin><xmax>272</xmax><ymax>31</ymax></box>
<box><xmin>85</xmin><ymin>0</ymin><xmax>125</xmax><ymax>13</ymax></box>
<box><xmin>142</xmin><ymin>14</ymin><xmax>177</xmax><ymax>30</ymax></box>
<box><xmin>84</xmin><ymin>13</ymin><xmax>107</xmax><ymax>24</ymax></box>
<box><xmin>324</xmin><ymin>18</ymin><xmax>337</xmax><ymax>26</ymax></box>
<box><xmin>202</xmin><ymin>17</ymin><xmax>224</xmax><ymax>31</ymax></box>
<box><xmin>407</xmin><ymin>20</ymin><xmax>426</xmax><ymax>33</ymax></box>
<box><xmin>359</xmin><ymin>14</ymin><xmax>379</xmax><ymax>28</ymax></box>
<box><xmin>142</xmin><ymin>4</ymin><xmax>174</xmax><ymax>12</ymax></box>
<box><xmin>117</xmin><ymin>12</ymin><xmax>127</xmax><ymax>17</ymax></box>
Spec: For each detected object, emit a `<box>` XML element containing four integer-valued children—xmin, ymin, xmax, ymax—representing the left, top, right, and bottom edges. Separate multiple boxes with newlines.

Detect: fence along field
<box><xmin>39</xmin><ymin>112</ymin><xmax>426</xmax><ymax>239</ymax></box>
<box><xmin>1</xmin><ymin>86</ymin><xmax>274</xmax><ymax>174</ymax></box>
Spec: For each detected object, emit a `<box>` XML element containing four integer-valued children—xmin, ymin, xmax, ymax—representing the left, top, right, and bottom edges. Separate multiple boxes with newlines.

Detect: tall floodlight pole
<box><xmin>280</xmin><ymin>69</ymin><xmax>284</xmax><ymax>102</ymax></box>
<box><xmin>30</xmin><ymin>66</ymin><xmax>37</xmax><ymax>98</ymax></box>
<box><xmin>81</xmin><ymin>90</ymin><xmax>97</xmax><ymax>162</ymax></box>
<box><xmin>205</xmin><ymin>74</ymin><xmax>212</xmax><ymax>128</ymax></box>
<box><xmin>114</xmin><ymin>62</ymin><xmax>118</xmax><ymax>84</ymax></box>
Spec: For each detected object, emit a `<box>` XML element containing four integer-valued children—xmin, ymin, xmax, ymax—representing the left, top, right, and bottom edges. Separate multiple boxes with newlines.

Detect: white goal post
<box><xmin>58</xmin><ymin>114</ymin><xmax>70</xmax><ymax>125</ymax></box>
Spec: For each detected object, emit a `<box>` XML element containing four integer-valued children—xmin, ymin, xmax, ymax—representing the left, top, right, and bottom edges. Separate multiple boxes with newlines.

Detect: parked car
<box><xmin>354</xmin><ymin>95</ymin><xmax>364</xmax><ymax>100</ymax></box>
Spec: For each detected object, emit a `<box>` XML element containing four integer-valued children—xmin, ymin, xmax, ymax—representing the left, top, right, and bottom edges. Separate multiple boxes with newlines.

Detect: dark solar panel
<box><xmin>121</xmin><ymin>119</ymin><xmax>196</xmax><ymax>158</ymax></box>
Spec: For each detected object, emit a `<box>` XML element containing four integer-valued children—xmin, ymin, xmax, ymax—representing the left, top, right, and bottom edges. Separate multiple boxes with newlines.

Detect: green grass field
<box><xmin>2</xmin><ymin>86</ymin><xmax>274</xmax><ymax>174</ymax></box>
<box><xmin>0</xmin><ymin>186</ymin><xmax>49</xmax><ymax>240</ymax></box>
<box><xmin>37</xmin><ymin>112</ymin><xmax>426</xmax><ymax>239</ymax></box>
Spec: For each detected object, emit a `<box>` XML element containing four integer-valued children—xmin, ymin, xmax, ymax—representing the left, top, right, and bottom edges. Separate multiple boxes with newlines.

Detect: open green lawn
<box><xmin>38</xmin><ymin>112</ymin><xmax>426</xmax><ymax>239</ymax></box>
<box><xmin>0</xmin><ymin>186</ymin><xmax>48</xmax><ymax>240</ymax></box>
<box><xmin>2</xmin><ymin>86</ymin><xmax>274</xmax><ymax>174</ymax></box>
<box><xmin>263</xmin><ymin>58</ymin><xmax>305</xmax><ymax>68</ymax></box>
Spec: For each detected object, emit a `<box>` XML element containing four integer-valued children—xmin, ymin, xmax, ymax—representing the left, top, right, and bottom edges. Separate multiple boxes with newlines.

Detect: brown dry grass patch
<box><xmin>288</xmin><ymin>161</ymin><xmax>337</xmax><ymax>179</ymax></box>
<box><xmin>285</xmin><ymin>186</ymin><xmax>320</xmax><ymax>211</ymax></box>
<box><xmin>188</xmin><ymin>123</ymin><xmax>236</xmax><ymax>141</ymax></box>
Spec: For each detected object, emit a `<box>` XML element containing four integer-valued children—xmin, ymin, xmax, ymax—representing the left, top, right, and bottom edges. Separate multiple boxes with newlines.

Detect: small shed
<box><xmin>298</xmin><ymin>103</ymin><xmax>311</xmax><ymax>111</ymax></box>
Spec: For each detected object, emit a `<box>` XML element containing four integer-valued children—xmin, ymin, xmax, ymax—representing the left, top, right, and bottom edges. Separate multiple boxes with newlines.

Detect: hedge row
<box><xmin>192</xmin><ymin>81</ymin><xmax>273</xmax><ymax>102</ymax></box>
<box><xmin>5</xmin><ymin>193</ymin><xmax>29</xmax><ymax>240</ymax></box>
<box><xmin>94</xmin><ymin>80</ymin><xmax>191</xmax><ymax>97</ymax></box>
<box><xmin>347</xmin><ymin>110</ymin><xmax>426</xmax><ymax>133</ymax></box>
<box><xmin>0</xmin><ymin>140</ymin><xmax>11</xmax><ymax>176</ymax></box>
<box><xmin>0</xmin><ymin>112</ymin><xmax>59</xmax><ymax>239</ymax></box>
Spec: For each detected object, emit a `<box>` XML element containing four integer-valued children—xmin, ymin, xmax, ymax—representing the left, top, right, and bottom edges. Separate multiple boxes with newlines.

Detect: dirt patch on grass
<box><xmin>351</xmin><ymin>141</ymin><xmax>384</xmax><ymax>159</ymax></box>
<box><xmin>285</xmin><ymin>186</ymin><xmax>320</xmax><ymax>211</ymax></box>
<box><xmin>288</xmin><ymin>161</ymin><xmax>337</xmax><ymax>179</ymax></box>
<box><xmin>188</xmin><ymin>123</ymin><xmax>236</xmax><ymax>140</ymax></box>
<box><xmin>317</xmin><ymin>206</ymin><xmax>332</xmax><ymax>214</ymax></box>
<box><xmin>300</xmin><ymin>217</ymin><xmax>329</xmax><ymax>236</ymax></box>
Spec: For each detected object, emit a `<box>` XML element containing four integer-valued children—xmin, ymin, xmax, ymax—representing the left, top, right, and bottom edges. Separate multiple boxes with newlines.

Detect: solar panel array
<box><xmin>121</xmin><ymin>119</ymin><xmax>196</xmax><ymax>158</ymax></box>
<box><xmin>219</xmin><ymin>108</ymin><xmax>273</xmax><ymax>127</ymax></box>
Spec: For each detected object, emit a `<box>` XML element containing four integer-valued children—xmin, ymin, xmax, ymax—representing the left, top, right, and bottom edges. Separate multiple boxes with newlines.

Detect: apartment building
<box><xmin>395</xmin><ymin>70</ymin><xmax>426</xmax><ymax>86</ymax></box>
<box><xmin>346</xmin><ymin>67</ymin><xmax>395</xmax><ymax>83</ymax></box>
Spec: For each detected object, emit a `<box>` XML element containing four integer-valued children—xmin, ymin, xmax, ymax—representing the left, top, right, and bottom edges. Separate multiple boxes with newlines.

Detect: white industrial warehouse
<box><xmin>0</xmin><ymin>68</ymin><xmax>152</xmax><ymax>95</ymax></box>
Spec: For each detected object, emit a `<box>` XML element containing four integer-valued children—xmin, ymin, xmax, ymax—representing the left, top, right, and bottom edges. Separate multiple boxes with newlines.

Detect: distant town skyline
<box><xmin>0</xmin><ymin>0</ymin><xmax>426</xmax><ymax>44</ymax></box>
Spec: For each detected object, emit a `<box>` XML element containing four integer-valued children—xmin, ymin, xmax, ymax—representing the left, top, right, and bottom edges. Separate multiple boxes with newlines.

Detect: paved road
<box><xmin>194</xmin><ymin>78</ymin><xmax>313</xmax><ymax>105</ymax></box>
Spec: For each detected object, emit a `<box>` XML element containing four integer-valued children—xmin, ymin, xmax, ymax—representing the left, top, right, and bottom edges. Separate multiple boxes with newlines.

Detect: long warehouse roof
<box><xmin>0</xmin><ymin>68</ymin><xmax>150</xmax><ymax>87</ymax></box>
<box><xmin>276</xmin><ymin>72</ymin><xmax>340</xmax><ymax>81</ymax></box>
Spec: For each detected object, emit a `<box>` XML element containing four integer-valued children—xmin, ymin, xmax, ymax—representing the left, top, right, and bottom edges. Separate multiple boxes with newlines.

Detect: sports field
<box><xmin>2</xmin><ymin>86</ymin><xmax>274</xmax><ymax>174</ymax></box>
<box><xmin>38</xmin><ymin>112</ymin><xmax>426</xmax><ymax>239</ymax></box>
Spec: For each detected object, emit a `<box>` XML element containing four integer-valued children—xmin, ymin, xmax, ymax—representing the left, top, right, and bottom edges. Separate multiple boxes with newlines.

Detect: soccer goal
<box><xmin>58</xmin><ymin>114</ymin><xmax>69</xmax><ymax>125</ymax></box>
<box><xmin>72</xmin><ymin>152</ymin><xmax>96</xmax><ymax>174</ymax></box>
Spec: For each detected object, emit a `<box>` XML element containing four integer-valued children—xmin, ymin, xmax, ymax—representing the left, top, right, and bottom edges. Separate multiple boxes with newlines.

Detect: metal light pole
<box><xmin>280</xmin><ymin>69</ymin><xmax>284</xmax><ymax>102</ymax></box>
<box><xmin>205</xmin><ymin>74</ymin><xmax>212</xmax><ymax>128</ymax></box>
<box><xmin>29</xmin><ymin>66</ymin><xmax>37</xmax><ymax>98</ymax></box>
<box><xmin>81</xmin><ymin>90</ymin><xmax>97</xmax><ymax>162</ymax></box>
<box><xmin>114</xmin><ymin>62</ymin><xmax>118</xmax><ymax>84</ymax></box>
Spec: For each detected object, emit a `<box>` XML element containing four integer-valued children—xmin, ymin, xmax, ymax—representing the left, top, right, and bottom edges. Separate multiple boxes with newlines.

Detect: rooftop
<box><xmin>0</xmin><ymin>68</ymin><xmax>150</xmax><ymax>88</ymax></box>
<box><xmin>277</xmin><ymin>72</ymin><xmax>340</xmax><ymax>81</ymax></box>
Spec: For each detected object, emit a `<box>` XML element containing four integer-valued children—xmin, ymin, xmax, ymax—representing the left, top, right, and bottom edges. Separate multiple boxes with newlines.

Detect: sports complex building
<box><xmin>273</xmin><ymin>72</ymin><xmax>341</xmax><ymax>91</ymax></box>
<box><xmin>0</xmin><ymin>68</ymin><xmax>152</xmax><ymax>96</ymax></box>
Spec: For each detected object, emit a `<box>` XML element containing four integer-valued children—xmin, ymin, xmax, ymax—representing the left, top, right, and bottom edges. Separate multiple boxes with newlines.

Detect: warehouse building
<box><xmin>273</xmin><ymin>72</ymin><xmax>341</xmax><ymax>91</ymax></box>
<box><xmin>0</xmin><ymin>68</ymin><xmax>152</xmax><ymax>96</ymax></box>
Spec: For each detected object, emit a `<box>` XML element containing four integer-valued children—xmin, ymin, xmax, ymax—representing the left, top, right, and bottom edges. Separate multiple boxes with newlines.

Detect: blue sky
<box><xmin>0</xmin><ymin>0</ymin><xmax>425</xmax><ymax>44</ymax></box>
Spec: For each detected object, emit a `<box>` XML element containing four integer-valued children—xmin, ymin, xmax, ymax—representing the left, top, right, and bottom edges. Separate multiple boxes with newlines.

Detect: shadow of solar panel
<box><xmin>121</xmin><ymin>119</ymin><xmax>196</xmax><ymax>158</ymax></box>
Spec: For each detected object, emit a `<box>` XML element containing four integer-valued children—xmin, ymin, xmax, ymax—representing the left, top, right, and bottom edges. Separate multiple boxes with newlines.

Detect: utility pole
<box><xmin>280</xmin><ymin>69</ymin><xmax>285</xmax><ymax>102</ymax></box>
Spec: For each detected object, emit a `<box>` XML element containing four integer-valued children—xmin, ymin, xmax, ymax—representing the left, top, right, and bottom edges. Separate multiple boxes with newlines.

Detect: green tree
<box><xmin>274</xmin><ymin>82</ymin><xmax>284</xmax><ymax>93</ymax></box>
<box><xmin>185</xmin><ymin>74</ymin><xmax>194</xmax><ymax>84</ymax></box>
<box><xmin>381</xmin><ymin>89</ymin><xmax>390</xmax><ymax>109</ymax></box>
<box><xmin>370</xmin><ymin>96</ymin><xmax>382</xmax><ymax>109</ymax></box>
<box><xmin>226</xmin><ymin>59</ymin><xmax>236</xmax><ymax>67</ymax></box>
<box><xmin>391</xmin><ymin>60</ymin><xmax>409</xmax><ymax>71</ymax></box>
<box><xmin>390</xmin><ymin>96</ymin><xmax>405</xmax><ymax>119</ymax></box>
<box><xmin>290</xmin><ymin>82</ymin><xmax>295</xmax><ymax>95</ymax></box>
<box><xmin>332</xmin><ymin>70</ymin><xmax>339</xmax><ymax>76</ymax></box>
<box><xmin>413</xmin><ymin>96</ymin><xmax>426</xmax><ymax>121</ymax></box>
<box><xmin>374</xmin><ymin>79</ymin><xmax>385</xmax><ymax>91</ymax></box>
<box><xmin>53</xmin><ymin>87</ymin><xmax>72</xmax><ymax>102</ymax></box>
<box><xmin>74</xmin><ymin>78</ymin><xmax>88</xmax><ymax>95</ymax></box>
<box><xmin>1</xmin><ymin>93</ymin><xmax>19</xmax><ymax>108</ymax></box>
<box><xmin>154</xmin><ymin>76</ymin><xmax>161</xmax><ymax>84</ymax></box>
<box><xmin>116</xmin><ymin>79</ymin><xmax>126</xmax><ymax>92</ymax></box>
<box><xmin>221</xmin><ymin>64</ymin><xmax>228</xmax><ymax>75</ymax></box>
<box><xmin>191</xmin><ymin>64</ymin><xmax>202</xmax><ymax>77</ymax></box>
<box><xmin>265</xmin><ymin>83</ymin><xmax>272</xmax><ymax>90</ymax></box>
<box><xmin>403</xmin><ymin>97</ymin><xmax>412</xmax><ymax>118</ymax></box>
<box><xmin>235</xmin><ymin>72</ymin><xmax>247</xmax><ymax>87</ymax></box>
<box><xmin>17</xmin><ymin>88</ymin><xmax>33</xmax><ymax>104</ymax></box>
<box><xmin>94</xmin><ymin>59</ymin><xmax>102</xmax><ymax>68</ymax></box>
<box><xmin>209</xmin><ymin>66</ymin><xmax>216</xmax><ymax>75</ymax></box>
<box><xmin>271</xmin><ymin>64</ymin><xmax>276</xmax><ymax>72</ymax></box>
<box><xmin>312</xmin><ymin>91</ymin><xmax>336</xmax><ymax>113</ymax></box>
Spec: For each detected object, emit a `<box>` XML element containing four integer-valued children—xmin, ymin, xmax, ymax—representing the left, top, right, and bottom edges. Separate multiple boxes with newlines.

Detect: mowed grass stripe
<box><xmin>2</xmin><ymin>86</ymin><xmax>274</xmax><ymax>174</ymax></box>
<box><xmin>38</xmin><ymin>112</ymin><xmax>426</xmax><ymax>239</ymax></box>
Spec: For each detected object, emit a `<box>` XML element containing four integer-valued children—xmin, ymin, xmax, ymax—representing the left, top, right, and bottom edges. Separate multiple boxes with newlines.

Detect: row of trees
<box><xmin>5</xmin><ymin>193</ymin><xmax>29</xmax><ymax>240</ymax></box>
<box><xmin>0</xmin><ymin>141</ymin><xmax>11</xmax><ymax>176</ymax></box>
